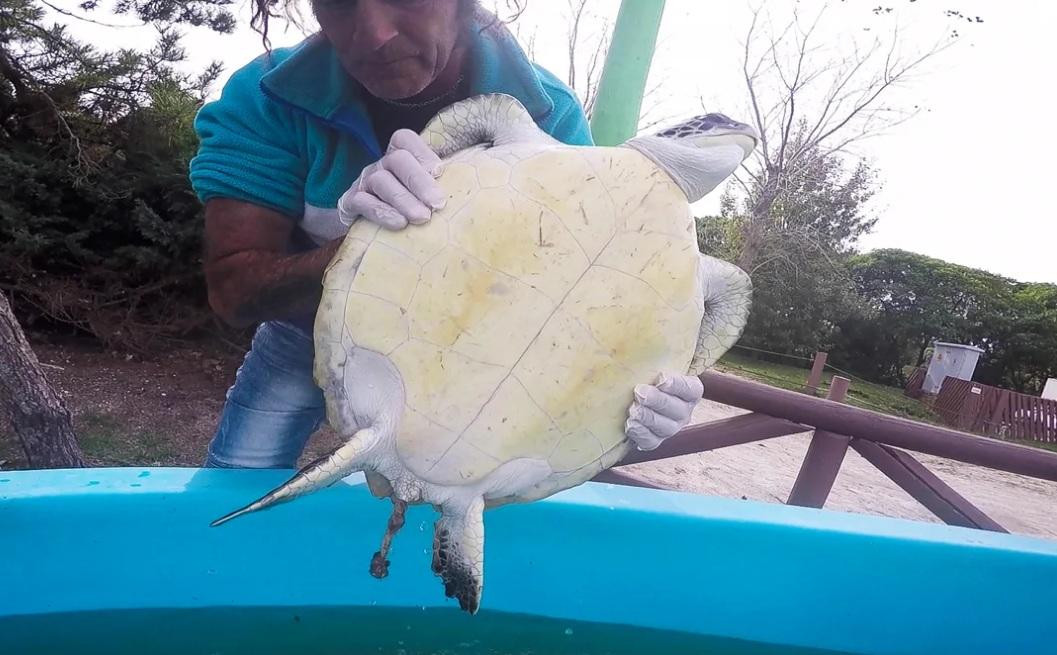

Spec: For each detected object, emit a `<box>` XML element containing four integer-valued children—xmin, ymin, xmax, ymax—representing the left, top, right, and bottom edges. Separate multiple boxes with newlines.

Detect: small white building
<box><xmin>922</xmin><ymin>342</ymin><xmax>985</xmax><ymax>395</ymax></box>
<box><xmin>1043</xmin><ymin>378</ymin><xmax>1057</xmax><ymax>401</ymax></box>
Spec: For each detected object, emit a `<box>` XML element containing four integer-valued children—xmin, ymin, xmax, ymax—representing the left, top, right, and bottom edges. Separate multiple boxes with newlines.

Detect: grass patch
<box><xmin>77</xmin><ymin>411</ymin><xmax>179</xmax><ymax>466</ymax></box>
<box><xmin>0</xmin><ymin>412</ymin><xmax>179</xmax><ymax>469</ymax></box>
<box><xmin>715</xmin><ymin>351</ymin><xmax>941</xmax><ymax>424</ymax></box>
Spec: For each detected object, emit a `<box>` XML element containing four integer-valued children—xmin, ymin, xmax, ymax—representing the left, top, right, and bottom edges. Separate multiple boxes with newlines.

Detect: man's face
<box><xmin>314</xmin><ymin>0</ymin><xmax>464</xmax><ymax>100</ymax></box>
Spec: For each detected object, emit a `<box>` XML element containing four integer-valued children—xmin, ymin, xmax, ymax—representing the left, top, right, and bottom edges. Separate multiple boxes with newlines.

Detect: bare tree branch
<box><xmin>741</xmin><ymin>8</ymin><xmax>773</xmax><ymax>169</ymax></box>
<box><xmin>728</xmin><ymin>3</ymin><xmax>957</xmax><ymax>271</ymax></box>
<box><xmin>38</xmin><ymin>1</ymin><xmax>142</xmax><ymax>28</ymax></box>
<box><xmin>745</xmin><ymin>10</ymin><xmax>951</xmax><ymax>187</ymax></box>
<box><xmin>730</xmin><ymin>170</ymin><xmax>755</xmax><ymax>197</ymax></box>
<box><xmin>566</xmin><ymin>0</ymin><xmax>586</xmax><ymax>93</ymax></box>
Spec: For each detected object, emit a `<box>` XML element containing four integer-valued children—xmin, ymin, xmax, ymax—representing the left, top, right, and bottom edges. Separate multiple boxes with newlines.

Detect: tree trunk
<box><xmin>736</xmin><ymin>220</ymin><xmax>764</xmax><ymax>272</ymax></box>
<box><xmin>737</xmin><ymin>169</ymin><xmax>781</xmax><ymax>272</ymax></box>
<box><xmin>0</xmin><ymin>291</ymin><xmax>85</xmax><ymax>468</ymax></box>
<box><xmin>915</xmin><ymin>339</ymin><xmax>931</xmax><ymax>368</ymax></box>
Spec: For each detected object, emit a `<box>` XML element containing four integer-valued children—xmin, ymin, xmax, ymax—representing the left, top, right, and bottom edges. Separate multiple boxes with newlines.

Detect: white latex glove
<box><xmin>338</xmin><ymin>129</ymin><xmax>446</xmax><ymax>230</ymax></box>
<box><xmin>624</xmin><ymin>372</ymin><xmax>704</xmax><ymax>451</ymax></box>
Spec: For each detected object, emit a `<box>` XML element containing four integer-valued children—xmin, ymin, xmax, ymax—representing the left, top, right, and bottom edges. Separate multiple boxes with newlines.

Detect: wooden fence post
<box><xmin>959</xmin><ymin>384</ymin><xmax>984</xmax><ymax>432</ymax></box>
<box><xmin>787</xmin><ymin>376</ymin><xmax>851</xmax><ymax>508</ymax></box>
<box><xmin>803</xmin><ymin>351</ymin><xmax>828</xmax><ymax>396</ymax></box>
<box><xmin>850</xmin><ymin>439</ymin><xmax>1007</xmax><ymax>532</ymax></box>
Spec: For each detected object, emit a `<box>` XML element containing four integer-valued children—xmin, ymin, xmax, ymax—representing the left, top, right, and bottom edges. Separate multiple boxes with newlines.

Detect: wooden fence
<box><xmin>594</xmin><ymin>358</ymin><xmax>1057</xmax><ymax>534</ymax></box>
<box><xmin>934</xmin><ymin>376</ymin><xmax>1057</xmax><ymax>443</ymax></box>
<box><xmin>903</xmin><ymin>367</ymin><xmax>926</xmax><ymax>399</ymax></box>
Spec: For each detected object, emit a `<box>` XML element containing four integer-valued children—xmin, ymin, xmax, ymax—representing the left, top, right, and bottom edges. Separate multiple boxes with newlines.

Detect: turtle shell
<box><xmin>315</xmin><ymin>141</ymin><xmax>704</xmax><ymax>500</ymax></box>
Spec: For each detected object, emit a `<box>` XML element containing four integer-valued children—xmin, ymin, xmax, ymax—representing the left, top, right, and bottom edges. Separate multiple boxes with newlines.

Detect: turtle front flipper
<box><xmin>432</xmin><ymin>496</ymin><xmax>486</xmax><ymax>614</ymax></box>
<box><xmin>420</xmin><ymin>93</ymin><xmax>556</xmax><ymax>158</ymax></box>
<box><xmin>689</xmin><ymin>254</ymin><xmax>753</xmax><ymax>375</ymax></box>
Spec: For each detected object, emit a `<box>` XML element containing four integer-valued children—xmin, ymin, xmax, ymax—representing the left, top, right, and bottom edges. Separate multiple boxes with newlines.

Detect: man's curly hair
<box><xmin>249</xmin><ymin>1</ymin><xmax>526</xmax><ymax>49</ymax></box>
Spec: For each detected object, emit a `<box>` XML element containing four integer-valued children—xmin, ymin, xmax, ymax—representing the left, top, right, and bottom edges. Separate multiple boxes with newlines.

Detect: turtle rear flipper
<box><xmin>432</xmin><ymin>496</ymin><xmax>486</xmax><ymax>614</ymax></box>
<box><xmin>689</xmin><ymin>253</ymin><xmax>753</xmax><ymax>375</ymax></box>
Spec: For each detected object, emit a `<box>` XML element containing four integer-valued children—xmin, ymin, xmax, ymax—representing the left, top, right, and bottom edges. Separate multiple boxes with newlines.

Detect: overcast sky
<box><xmin>57</xmin><ymin>0</ymin><xmax>1056</xmax><ymax>284</ymax></box>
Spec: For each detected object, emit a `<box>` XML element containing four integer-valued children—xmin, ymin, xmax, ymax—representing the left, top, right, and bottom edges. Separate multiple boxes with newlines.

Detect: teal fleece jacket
<box><xmin>188</xmin><ymin>19</ymin><xmax>593</xmax><ymax>248</ymax></box>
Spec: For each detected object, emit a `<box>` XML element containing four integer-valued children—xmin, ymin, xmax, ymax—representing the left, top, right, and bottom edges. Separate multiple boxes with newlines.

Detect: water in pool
<box><xmin>0</xmin><ymin>606</ymin><xmax>852</xmax><ymax>654</ymax></box>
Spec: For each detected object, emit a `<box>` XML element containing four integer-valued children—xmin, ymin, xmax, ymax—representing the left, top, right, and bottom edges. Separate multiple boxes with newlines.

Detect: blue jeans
<box><xmin>205</xmin><ymin>321</ymin><xmax>327</xmax><ymax>469</ymax></box>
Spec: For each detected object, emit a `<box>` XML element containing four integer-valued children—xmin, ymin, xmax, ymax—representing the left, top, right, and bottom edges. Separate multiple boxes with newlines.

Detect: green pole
<box><xmin>588</xmin><ymin>0</ymin><xmax>666</xmax><ymax>146</ymax></box>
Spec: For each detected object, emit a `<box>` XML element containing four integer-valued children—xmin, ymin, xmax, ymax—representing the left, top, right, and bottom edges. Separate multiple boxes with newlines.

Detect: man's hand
<box><xmin>338</xmin><ymin>129</ymin><xmax>447</xmax><ymax>230</ymax></box>
<box><xmin>624</xmin><ymin>372</ymin><xmax>704</xmax><ymax>451</ymax></box>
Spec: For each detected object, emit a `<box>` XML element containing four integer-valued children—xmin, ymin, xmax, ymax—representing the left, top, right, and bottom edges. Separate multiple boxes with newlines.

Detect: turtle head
<box><xmin>626</xmin><ymin>113</ymin><xmax>759</xmax><ymax>203</ymax></box>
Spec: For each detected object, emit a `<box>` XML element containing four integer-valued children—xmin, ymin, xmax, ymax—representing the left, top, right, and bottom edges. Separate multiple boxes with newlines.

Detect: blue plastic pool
<box><xmin>2</xmin><ymin>467</ymin><xmax>1055</xmax><ymax>654</ymax></box>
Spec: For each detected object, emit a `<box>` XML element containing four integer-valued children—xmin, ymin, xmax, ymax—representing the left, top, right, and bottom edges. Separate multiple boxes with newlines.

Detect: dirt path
<box><xmin>3</xmin><ymin>340</ymin><xmax>1054</xmax><ymax>541</ymax></box>
<box><xmin>0</xmin><ymin>339</ymin><xmax>341</xmax><ymax>470</ymax></box>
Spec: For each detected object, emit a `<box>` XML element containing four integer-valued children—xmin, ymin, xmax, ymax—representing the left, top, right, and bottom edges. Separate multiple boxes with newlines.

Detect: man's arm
<box><xmin>203</xmin><ymin>198</ymin><xmax>341</xmax><ymax>329</ymax></box>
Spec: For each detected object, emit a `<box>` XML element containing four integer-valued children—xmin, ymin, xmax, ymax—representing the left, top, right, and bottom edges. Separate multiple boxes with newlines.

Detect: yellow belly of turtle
<box><xmin>318</xmin><ymin>143</ymin><xmax>704</xmax><ymax>496</ymax></box>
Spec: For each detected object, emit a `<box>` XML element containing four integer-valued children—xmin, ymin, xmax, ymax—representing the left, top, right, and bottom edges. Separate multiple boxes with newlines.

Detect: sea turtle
<box><xmin>211</xmin><ymin>94</ymin><xmax>758</xmax><ymax>614</ymax></box>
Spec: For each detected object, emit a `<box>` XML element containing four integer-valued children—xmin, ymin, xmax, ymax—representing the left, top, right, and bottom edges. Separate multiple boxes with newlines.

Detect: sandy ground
<box><xmin>623</xmin><ymin>399</ymin><xmax>1057</xmax><ymax>541</ymax></box>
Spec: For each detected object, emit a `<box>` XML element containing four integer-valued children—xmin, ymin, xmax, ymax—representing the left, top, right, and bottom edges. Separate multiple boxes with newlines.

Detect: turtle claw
<box><xmin>435</xmin><ymin>554</ymin><xmax>481</xmax><ymax>615</ymax></box>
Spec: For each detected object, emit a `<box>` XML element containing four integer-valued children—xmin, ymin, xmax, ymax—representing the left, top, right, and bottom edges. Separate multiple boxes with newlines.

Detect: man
<box><xmin>189</xmin><ymin>0</ymin><xmax>703</xmax><ymax>470</ymax></box>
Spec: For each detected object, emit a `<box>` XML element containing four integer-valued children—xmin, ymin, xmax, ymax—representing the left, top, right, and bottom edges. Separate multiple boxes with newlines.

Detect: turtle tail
<box><xmin>689</xmin><ymin>254</ymin><xmax>753</xmax><ymax>375</ymax></box>
<box><xmin>209</xmin><ymin>428</ymin><xmax>377</xmax><ymax>527</ymax></box>
<box><xmin>420</xmin><ymin>93</ymin><xmax>556</xmax><ymax>159</ymax></box>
